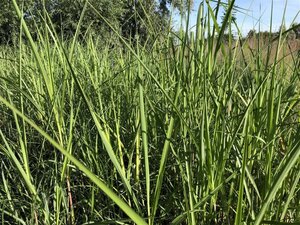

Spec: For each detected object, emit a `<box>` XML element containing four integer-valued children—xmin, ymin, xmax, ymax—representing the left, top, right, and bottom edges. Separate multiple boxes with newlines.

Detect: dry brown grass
<box><xmin>245</xmin><ymin>36</ymin><xmax>300</xmax><ymax>61</ymax></box>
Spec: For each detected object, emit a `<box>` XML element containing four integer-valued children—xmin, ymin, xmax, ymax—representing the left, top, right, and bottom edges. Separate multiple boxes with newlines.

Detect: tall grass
<box><xmin>0</xmin><ymin>0</ymin><xmax>300</xmax><ymax>224</ymax></box>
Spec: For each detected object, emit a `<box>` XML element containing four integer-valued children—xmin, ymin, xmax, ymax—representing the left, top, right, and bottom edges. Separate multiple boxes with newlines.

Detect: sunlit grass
<box><xmin>0</xmin><ymin>0</ymin><xmax>300</xmax><ymax>224</ymax></box>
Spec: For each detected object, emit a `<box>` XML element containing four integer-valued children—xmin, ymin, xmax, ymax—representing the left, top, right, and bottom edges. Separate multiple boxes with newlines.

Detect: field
<box><xmin>1</xmin><ymin>1</ymin><xmax>300</xmax><ymax>225</ymax></box>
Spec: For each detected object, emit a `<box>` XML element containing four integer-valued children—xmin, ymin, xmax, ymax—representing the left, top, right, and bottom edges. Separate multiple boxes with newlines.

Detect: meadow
<box><xmin>0</xmin><ymin>1</ymin><xmax>300</xmax><ymax>224</ymax></box>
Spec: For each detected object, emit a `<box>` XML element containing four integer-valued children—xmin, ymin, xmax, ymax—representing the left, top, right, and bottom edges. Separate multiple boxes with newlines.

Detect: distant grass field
<box><xmin>0</xmin><ymin>1</ymin><xmax>300</xmax><ymax>225</ymax></box>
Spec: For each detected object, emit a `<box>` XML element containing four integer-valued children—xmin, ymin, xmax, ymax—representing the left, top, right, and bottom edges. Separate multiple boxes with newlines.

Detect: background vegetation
<box><xmin>0</xmin><ymin>0</ymin><xmax>300</xmax><ymax>224</ymax></box>
<box><xmin>0</xmin><ymin>0</ymin><xmax>193</xmax><ymax>45</ymax></box>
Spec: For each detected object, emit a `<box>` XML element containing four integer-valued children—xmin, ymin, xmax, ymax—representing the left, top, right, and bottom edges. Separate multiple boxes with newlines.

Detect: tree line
<box><xmin>0</xmin><ymin>0</ymin><xmax>192</xmax><ymax>45</ymax></box>
<box><xmin>246</xmin><ymin>24</ymin><xmax>300</xmax><ymax>40</ymax></box>
<box><xmin>1</xmin><ymin>0</ymin><xmax>299</xmax><ymax>46</ymax></box>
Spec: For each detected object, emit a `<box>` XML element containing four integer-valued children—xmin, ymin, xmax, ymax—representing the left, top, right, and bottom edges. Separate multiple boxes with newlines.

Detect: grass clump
<box><xmin>0</xmin><ymin>0</ymin><xmax>300</xmax><ymax>224</ymax></box>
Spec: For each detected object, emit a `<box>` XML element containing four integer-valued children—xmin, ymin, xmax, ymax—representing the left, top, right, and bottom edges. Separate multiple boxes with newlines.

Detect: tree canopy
<box><xmin>0</xmin><ymin>0</ymin><xmax>192</xmax><ymax>45</ymax></box>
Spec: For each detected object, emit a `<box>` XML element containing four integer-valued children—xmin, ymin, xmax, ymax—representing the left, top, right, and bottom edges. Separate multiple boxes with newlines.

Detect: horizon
<box><xmin>172</xmin><ymin>0</ymin><xmax>300</xmax><ymax>36</ymax></box>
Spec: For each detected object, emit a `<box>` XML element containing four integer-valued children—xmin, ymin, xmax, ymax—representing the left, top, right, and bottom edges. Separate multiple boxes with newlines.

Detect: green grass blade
<box><xmin>0</xmin><ymin>95</ymin><xmax>147</xmax><ymax>225</ymax></box>
<box><xmin>254</xmin><ymin>137</ymin><xmax>300</xmax><ymax>225</ymax></box>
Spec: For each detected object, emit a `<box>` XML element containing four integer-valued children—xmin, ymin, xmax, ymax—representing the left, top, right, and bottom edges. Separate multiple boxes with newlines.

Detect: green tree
<box><xmin>0</xmin><ymin>0</ymin><xmax>193</xmax><ymax>44</ymax></box>
<box><xmin>39</xmin><ymin>0</ymin><xmax>193</xmax><ymax>43</ymax></box>
<box><xmin>30</xmin><ymin>0</ymin><xmax>124</xmax><ymax>40</ymax></box>
<box><xmin>291</xmin><ymin>22</ymin><xmax>300</xmax><ymax>39</ymax></box>
<box><xmin>0</xmin><ymin>0</ymin><xmax>34</xmax><ymax>44</ymax></box>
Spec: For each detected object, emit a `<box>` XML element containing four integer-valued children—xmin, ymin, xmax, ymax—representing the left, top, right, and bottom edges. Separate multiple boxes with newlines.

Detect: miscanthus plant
<box><xmin>0</xmin><ymin>0</ymin><xmax>300</xmax><ymax>224</ymax></box>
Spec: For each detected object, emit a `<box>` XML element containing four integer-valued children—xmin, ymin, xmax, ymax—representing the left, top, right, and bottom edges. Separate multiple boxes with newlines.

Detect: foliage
<box><xmin>0</xmin><ymin>0</ymin><xmax>193</xmax><ymax>44</ymax></box>
<box><xmin>1</xmin><ymin>0</ymin><xmax>300</xmax><ymax>225</ymax></box>
<box><xmin>291</xmin><ymin>22</ymin><xmax>300</xmax><ymax>39</ymax></box>
<box><xmin>32</xmin><ymin>0</ymin><xmax>125</xmax><ymax>40</ymax></box>
<box><xmin>0</xmin><ymin>0</ymin><xmax>35</xmax><ymax>44</ymax></box>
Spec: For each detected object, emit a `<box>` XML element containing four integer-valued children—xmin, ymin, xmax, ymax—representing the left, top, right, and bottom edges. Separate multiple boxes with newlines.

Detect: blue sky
<box><xmin>173</xmin><ymin>0</ymin><xmax>300</xmax><ymax>36</ymax></box>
